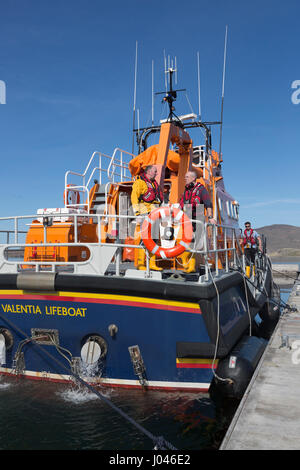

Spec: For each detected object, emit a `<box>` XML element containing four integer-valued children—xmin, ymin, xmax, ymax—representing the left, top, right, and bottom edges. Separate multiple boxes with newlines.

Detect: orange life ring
<box><xmin>141</xmin><ymin>206</ymin><xmax>193</xmax><ymax>259</ymax></box>
<box><xmin>64</xmin><ymin>184</ymin><xmax>80</xmax><ymax>206</ymax></box>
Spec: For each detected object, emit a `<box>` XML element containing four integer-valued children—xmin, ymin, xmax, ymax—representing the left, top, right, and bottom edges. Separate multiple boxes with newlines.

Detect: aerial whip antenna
<box><xmin>219</xmin><ymin>25</ymin><xmax>228</xmax><ymax>161</ymax></box>
<box><xmin>152</xmin><ymin>60</ymin><xmax>154</xmax><ymax>126</ymax></box>
<box><xmin>197</xmin><ymin>51</ymin><xmax>201</xmax><ymax>121</ymax></box>
<box><xmin>132</xmin><ymin>41</ymin><xmax>138</xmax><ymax>154</ymax></box>
<box><xmin>214</xmin><ymin>26</ymin><xmax>228</xmax><ymax>220</ymax></box>
<box><xmin>163</xmin><ymin>50</ymin><xmax>167</xmax><ymax>91</ymax></box>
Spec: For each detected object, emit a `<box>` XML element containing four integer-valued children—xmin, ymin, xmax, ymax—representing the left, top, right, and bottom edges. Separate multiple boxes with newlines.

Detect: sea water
<box><xmin>0</xmin><ymin>374</ymin><xmax>238</xmax><ymax>450</ymax></box>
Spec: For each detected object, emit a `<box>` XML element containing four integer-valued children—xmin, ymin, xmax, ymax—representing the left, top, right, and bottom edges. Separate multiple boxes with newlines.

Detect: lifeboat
<box><xmin>0</xmin><ymin>58</ymin><xmax>276</xmax><ymax>399</ymax></box>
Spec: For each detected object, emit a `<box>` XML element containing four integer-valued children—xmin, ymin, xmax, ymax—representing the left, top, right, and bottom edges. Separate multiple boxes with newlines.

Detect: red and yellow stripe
<box><xmin>0</xmin><ymin>290</ymin><xmax>201</xmax><ymax>314</ymax></box>
<box><xmin>176</xmin><ymin>358</ymin><xmax>218</xmax><ymax>369</ymax></box>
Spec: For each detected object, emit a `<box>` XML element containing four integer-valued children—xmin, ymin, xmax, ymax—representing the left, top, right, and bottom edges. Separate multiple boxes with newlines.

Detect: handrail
<box><xmin>107</xmin><ymin>148</ymin><xmax>135</xmax><ymax>182</ymax></box>
<box><xmin>64</xmin><ymin>151</ymin><xmax>111</xmax><ymax>209</ymax></box>
<box><xmin>64</xmin><ymin>148</ymin><xmax>135</xmax><ymax>211</ymax></box>
<box><xmin>0</xmin><ymin>211</ymin><xmax>243</xmax><ymax>279</ymax></box>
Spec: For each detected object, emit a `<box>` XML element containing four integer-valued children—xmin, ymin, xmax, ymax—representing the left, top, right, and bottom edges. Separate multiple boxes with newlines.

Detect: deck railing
<box><xmin>0</xmin><ymin>211</ymin><xmax>243</xmax><ymax>282</ymax></box>
<box><xmin>64</xmin><ymin>148</ymin><xmax>135</xmax><ymax>210</ymax></box>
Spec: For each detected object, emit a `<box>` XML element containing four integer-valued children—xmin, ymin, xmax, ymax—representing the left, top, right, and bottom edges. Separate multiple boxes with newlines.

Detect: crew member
<box><xmin>178</xmin><ymin>170</ymin><xmax>217</xmax><ymax>273</ymax></box>
<box><xmin>131</xmin><ymin>165</ymin><xmax>163</xmax><ymax>217</ymax></box>
<box><xmin>179</xmin><ymin>171</ymin><xmax>217</xmax><ymax>225</ymax></box>
<box><xmin>131</xmin><ymin>165</ymin><xmax>163</xmax><ymax>270</ymax></box>
<box><xmin>243</xmin><ymin>221</ymin><xmax>262</xmax><ymax>273</ymax></box>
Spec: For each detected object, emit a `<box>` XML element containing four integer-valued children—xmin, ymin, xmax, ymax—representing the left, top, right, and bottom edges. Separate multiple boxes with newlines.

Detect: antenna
<box><xmin>197</xmin><ymin>51</ymin><xmax>201</xmax><ymax>121</ymax></box>
<box><xmin>163</xmin><ymin>50</ymin><xmax>167</xmax><ymax>91</ymax></box>
<box><xmin>214</xmin><ymin>26</ymin><xmax>228</xmax><ymax>220</ymax></box>
<box><xmin>152</xmin><ymin>60</ymin><xmax>154</xmax><ymax>125</ymax></box>
<box><xmin>156</xmin><ymin>53</ymin><xmax>185</xmax><ymax>122</ymax></box>
<box><xmin>219</xmin><ymin>25</ymin><xmax>228</xmax><ymax>161</ymax></box>
<box><xmin>132</xmin><ymin>41</ymin><xmax>138</xmax><ymax>154</ymax></box>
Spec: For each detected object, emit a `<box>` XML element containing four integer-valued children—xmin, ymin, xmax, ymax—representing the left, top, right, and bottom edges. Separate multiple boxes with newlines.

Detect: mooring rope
<box><xmin>0</xmin><ymin>311</ymin><xmax>177</xmax><ymax>450</ymax></box>
<box><xmin>271</xmin><ymin>267</ymin><xmax>299</xmax><ymax>282</ymax></box>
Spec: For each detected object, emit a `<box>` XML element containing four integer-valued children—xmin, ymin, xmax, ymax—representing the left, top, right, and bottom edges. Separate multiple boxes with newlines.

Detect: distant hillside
<box><xmin>256</xmin><ymin>224</ymin><xmax>300</xmax><ymax>257</ymax></box>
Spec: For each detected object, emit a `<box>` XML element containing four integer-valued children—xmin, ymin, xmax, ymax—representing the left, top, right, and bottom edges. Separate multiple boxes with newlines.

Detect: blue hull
<box><xmin>0</xmin><ymin>275</ymin><xmax>256</xmax><ymax>392</ymax></box>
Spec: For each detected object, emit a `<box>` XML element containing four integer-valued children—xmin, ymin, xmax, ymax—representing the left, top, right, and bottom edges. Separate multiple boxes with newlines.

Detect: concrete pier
<box><xmin>220</xmin><ymin>276</ymin><xmax>300</xmax><ymax>450</ymax></box>
<box><xmin>271</xmin><ymin>263</ymin><xmax>299</xmax><ymax>286</ymax></box>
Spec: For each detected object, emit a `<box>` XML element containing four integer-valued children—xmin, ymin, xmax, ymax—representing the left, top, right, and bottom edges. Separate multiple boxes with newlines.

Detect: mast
<box><xmin>155</xmin><ymin>58</ymin><xmax>185</xmax><ymax>123</ymax></box>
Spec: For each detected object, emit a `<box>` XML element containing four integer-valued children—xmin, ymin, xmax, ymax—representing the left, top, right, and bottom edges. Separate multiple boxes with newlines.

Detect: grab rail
<box><xmin>64</xmin><ymin>148</ymin><xmax>135</xmax><ymax>210</ymax></box>
<box><xmin>107</xmin><ymin>148</ymin><xmax>135</xmax><ymax>183</ymax></box>
<box><xmin>0</xmin><ymin>212</ymin><xmax>242</xmax><ymax>280</ymax></box>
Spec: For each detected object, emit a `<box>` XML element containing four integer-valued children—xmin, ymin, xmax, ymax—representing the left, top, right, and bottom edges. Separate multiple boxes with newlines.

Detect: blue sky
<box><xmin>0</xmin><ymin>0</ymin><xmax>299</xmax><ymax>229</ymax></box>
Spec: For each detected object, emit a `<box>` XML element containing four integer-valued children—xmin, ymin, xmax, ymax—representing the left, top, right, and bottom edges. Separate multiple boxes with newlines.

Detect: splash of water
<box><xmin>57</xmin><ymin>385</ymin><xmax>99</xmax><ymax>404</ymax></box>
<box><xmin>56</xmin><ymin>359</ymin><xmax>112</xmax><ymax>404</ymax></box>
<box><xmin>0</xmin><ymin>376</ymin><xmax>11</xmax><ymax>390</ymax></box>
<box><xmin>57</xmin><ymin>381</ymin><xmax>114</xmax><ymax>404</ymax></box>
<box><xmin>79</xmin><ymin>359</ymin><xmax>100</xmax><ymax>378</ymax></box>
<box><xmin>0</xmin><ymin>383</ymin><xmax>11</xmax><ymax>390</ymax></box>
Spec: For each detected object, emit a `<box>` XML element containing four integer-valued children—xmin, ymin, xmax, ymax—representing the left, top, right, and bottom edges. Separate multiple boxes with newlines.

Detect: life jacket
<box><xmin>139</xmin><ymin>173</ymin><xmax>163</xmax><ymax>204</ymax></box>
<box><xmin>243</xmin><ymin>229</ymin><xmax>256</xmax><ymax>247</ymax></box>
<box><xmin>181</xmin><ymin>182</ymin><xmax>204</xmax><ymax>207</ymax></box>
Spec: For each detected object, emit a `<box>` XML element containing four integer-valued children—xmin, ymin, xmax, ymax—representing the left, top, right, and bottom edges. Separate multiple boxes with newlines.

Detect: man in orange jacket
<box><xmin>131</xmin><ymin>165</ymin><xmax>163</xmax><ymax>270</ymax></box>
<box><xmin>131</xmin><ymin>165</ymin><xmax>163</xmax><ymax>217</ymax></box>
